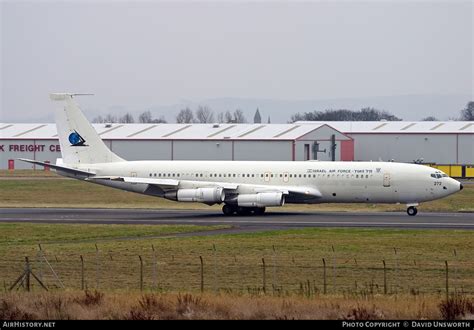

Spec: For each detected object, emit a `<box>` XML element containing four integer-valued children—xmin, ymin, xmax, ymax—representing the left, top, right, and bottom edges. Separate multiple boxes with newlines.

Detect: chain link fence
<box><xmin>2</xmin><ymin>245</ymin><xmax>473</xmax><ymax>296</ymax></box>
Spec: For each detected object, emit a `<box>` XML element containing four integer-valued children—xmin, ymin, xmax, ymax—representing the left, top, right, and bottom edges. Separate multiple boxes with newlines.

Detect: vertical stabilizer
<box><xmin>51</xmin><ymin>93</ymin><xmax>124</xmax><ymax>164</ymax></box>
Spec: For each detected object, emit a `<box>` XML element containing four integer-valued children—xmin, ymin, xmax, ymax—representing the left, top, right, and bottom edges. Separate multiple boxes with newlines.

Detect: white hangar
<box><xmin>296</xmin><ymin>121</ymin><xmax>474</xmax><ymax>165</ymax></box>
<box><xmin>0</xmin><ymin>122</ymin><xmax>354</xmax><ymax>170</ymax></box>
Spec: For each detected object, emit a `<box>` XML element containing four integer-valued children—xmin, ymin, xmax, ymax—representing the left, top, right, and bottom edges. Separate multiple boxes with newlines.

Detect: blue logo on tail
<box><xmin>68</xmin><ymin>131</ymin><xmax>87</xmax><ymax>146</ymax></box>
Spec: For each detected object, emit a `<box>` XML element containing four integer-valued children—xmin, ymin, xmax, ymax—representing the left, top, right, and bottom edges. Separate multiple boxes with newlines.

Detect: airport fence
<box><xmin>1</xmin><ymin>245</ymin><xmax>473</xmax><ymax>297</ymax></box>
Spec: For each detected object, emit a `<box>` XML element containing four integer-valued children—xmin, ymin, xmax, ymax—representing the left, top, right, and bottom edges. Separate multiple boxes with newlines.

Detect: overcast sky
<box><xmin>1</xmin><ymin>0</ymin><xmax>472</xmax><ymax>122</ymax></box>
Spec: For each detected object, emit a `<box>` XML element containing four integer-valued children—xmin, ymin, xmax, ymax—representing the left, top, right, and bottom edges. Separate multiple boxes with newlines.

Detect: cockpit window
<box><xmin>431</xmin><ymin>173</ymin><xmax>445</xmax><ymax>179</ymax></box>
<box><xmin>441</xmin><ymin>174</ymin><xmax>448</xmax><ymax>177</ymax></box>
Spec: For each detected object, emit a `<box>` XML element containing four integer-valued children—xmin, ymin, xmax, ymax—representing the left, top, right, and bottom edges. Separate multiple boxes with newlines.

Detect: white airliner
<box><xmin>20</xmin><ymin>93</ymin><xmax>463</xmax><ymax>216</ymax></box>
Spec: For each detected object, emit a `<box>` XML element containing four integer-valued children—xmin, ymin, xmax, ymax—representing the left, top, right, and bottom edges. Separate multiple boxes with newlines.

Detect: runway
<box><xmin>1</xmin><ymin>208</ymin><xmax>474</xmax><ymax>231</ymax></box>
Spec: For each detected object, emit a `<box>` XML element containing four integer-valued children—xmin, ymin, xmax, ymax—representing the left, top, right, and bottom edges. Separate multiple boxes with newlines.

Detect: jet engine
<box><xmin>237</xmin><ymin>192</ymin><xmax>285</xmax><ymax>207</ymax></box>
<box><xmin>171</xmin><ymin>187</ymin><xmax>225</xmax><ymax>203</ymax></box>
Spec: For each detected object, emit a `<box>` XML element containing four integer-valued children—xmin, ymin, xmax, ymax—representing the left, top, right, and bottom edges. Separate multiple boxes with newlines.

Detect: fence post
<box><xmin>9</xmin><ymin>257</ymin><xmax>48</xmax><ymax>292</ymax></box>
<box><xmin>238</xmin><ymin>248</ymin><xmax>244</xmax><ymax>293</ymax></box>
<box><xmin>332</xmin><ymin>245</ymin><xmax>336</xmax><ymax>292</ymax></box>
<box><xmin>354</xmin><ymin>258</ymin><xmax>358</xmax><ymax>292</ymax></box>
<box><xmin>95</xmin><ymin>244</ymin><xmax>100</xmax><ymax>289</ymax></box>
<box><xmin>262</xmin><ymin>258</ymin><xmax>266</xmax><ymax>294</ymax></box>
<box><xmin>152</xmin><ymin>245</ymin><xmax>157</xmax><ymax>291</ymax></box>
<box><xmin>322</xmin><ymin>258</ymin><xmax>327</xmax><ymax>295</ymax></box>
<box><xmin>383</xmin><ymin>260</ymin><xmax>387</xmax><ymax>295</ymax></box>
<box><xmin>80</xmin><ymin>255</ymin><xmax>84</xmax><ymax>290</ymax></box>
<box><xmin>212</xmin><ymin>244</ymin><xmax>218</xmax><ymax>293</ymax></box>
<box><xmin>394</xmin><ymin>247</ymin><xmax>399</xmax><ymax>293</ymax></box>
<box><xmin>25</xmin><ymin>257</ymin><xmax>31</xmax><ymax>292</ymax></box>
<box><xmin>199</xmin><ymin>256</ymin><xmax>204</xmax><ymax>293</ymax></box>
<box><xmin>445</xmin><ymin>260</ymin><xmax>449</xmax><ymax>301</ymax></box>
<box><xmin>453</xmin><ymin>249</ymin><xmax>457</xmax><ymax>293</ymax></box>
<box><xmin>37</xmin><ymin>244</ymin><xmax>43</xmax><ymax>282</ymax></box>
<box><xmin>139</xmin><ymin>255</ymin><xmax>143</xmax><ymax>291</ymax></box>
<box><xmin>272</xmin><ymin>245</ymin><xmax>277</xmax><ymax>294</ymax></box>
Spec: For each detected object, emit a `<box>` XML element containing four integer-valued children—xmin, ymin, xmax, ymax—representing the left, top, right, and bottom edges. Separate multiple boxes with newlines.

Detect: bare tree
<box><xmin>460</xmin><ymin>101</ymin><xmax>474</xmax><ymax>121</ymax></box>
<box><xmin>92</xmin><ymin>115</ymin><xmax>105</xmax><ymax>123</ymax></box>
<box><xmin>138</xmin><ymin>111</ymin><xmax>167</xmax><ymax>123</ymax></box>
<box><xmin>196</xmin><ymin>106</ymin><xmax>215</xmax><ymax>123</ymax></box>
<box><xmin>176</xmin><ymin>107</ymin><xmax>195</xmax><ymax>123</ymax></box>
<box><xmin>152</xmin><ymin>116</ymin><xmax>167</xmax><ymax>123</ymax></box>
<box><xmin>217</xmin><ymin>112</ymin><xmax>224</xmax><ymax>123</ymax></box>
<box><xmin>232</xmin><ymin>109</ymin><xmax>247</xmax><ymax>123</ymax></box>
<box><xmin>217</xmin><ymin>111</ymin><xmax>233</xmax><ymax>123</ymax></box>
<box><xmin>104</xmin><ymin>114</ymin><xmax>118</xmax><ymax>123</ymax></box>
<box><xmin>224</xmin><ymin>111</ymin><xmax>233</xmax><ymax>123</ymax></box>
<box><xmin>421</xmin><ymin>116</ymin><xmax>439</xmax><ymax>121</ymax></box>
<box><xmin>119</xmin><ymin>113</ymin><xmax>135</xmax><ymax>123</ymax></box>
<box><xmin>138</xmin><ymin>111</ymin><xmax>153</xmax><ymax>123</ymax></box>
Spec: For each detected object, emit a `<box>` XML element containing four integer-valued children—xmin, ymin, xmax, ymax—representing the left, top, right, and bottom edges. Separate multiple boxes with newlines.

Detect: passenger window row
<box><xmin>147</xmin><ymin>172</ymin><xmax>372</xmax><ymax>179</ymax></box>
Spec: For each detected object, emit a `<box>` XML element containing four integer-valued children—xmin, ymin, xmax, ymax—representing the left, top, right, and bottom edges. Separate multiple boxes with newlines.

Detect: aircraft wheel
<box><xmin>407</xmin><ymin>206</ymin><xmax>418</xmax><ymax>216</ymax></box>
<box><xmin>222</xmin><ymin>204</ymin><xmax>236</xmax><ymax>216</ymax></box>
<box><xmin>254</xmin><ymin>207</ymin><xmax>266</xmax><ymax>215</ymax></box>
<box><xmin>236</xmin><ymin>207</ymin><xmax>251</xmax><ymax>216</ymax></box>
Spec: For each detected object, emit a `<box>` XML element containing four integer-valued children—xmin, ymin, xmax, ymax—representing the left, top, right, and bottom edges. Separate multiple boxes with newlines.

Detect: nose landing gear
<box><xmin>407</xmin><ymin>206</ymin><xmax>418</xmax><ymax>216</ymax></box>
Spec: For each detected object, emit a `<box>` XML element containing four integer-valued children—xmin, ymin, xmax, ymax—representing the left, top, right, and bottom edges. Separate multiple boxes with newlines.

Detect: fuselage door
<box><xmin>131</xmin><ymin>171</ymin><xmax>137</xmax><ymax>185</ymax></box>
<box><xmin>383</xmin><ymin>173</ymin><xmax>391</xmax><ymax>187</ymax></box>
<box><xmin>264</xmin><ymin>172</ymin><xmax>271</xmax><ymax>182</ymax></box>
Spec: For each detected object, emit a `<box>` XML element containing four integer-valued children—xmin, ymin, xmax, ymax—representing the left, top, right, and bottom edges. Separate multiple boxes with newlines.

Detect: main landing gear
<box><xmin>407</xmin><ymin>206</ymin><xmax>418</xmax><ymax>216</ymax></box>
<box><xmin>222</xmin><ymin>204</ymin><xmax>266</xmax><ymax>216</ymax></box>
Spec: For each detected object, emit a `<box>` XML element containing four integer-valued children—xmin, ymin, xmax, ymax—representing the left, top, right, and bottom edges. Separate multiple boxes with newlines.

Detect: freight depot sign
<box><xmin>0</xmin><ymin>144</ymin><xmax>61</xmax><ymax>152</ymax></box>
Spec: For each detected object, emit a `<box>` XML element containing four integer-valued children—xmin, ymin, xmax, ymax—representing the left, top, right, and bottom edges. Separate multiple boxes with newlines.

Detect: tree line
<box><xmin>460</xmin><ymin>101</ymin><xmax>474</xmax><ymax>121</ymax></box>
<box><xmin>175</xmin><ymin>106</ymin><xmax>247</xmax><ymax>123</ymax></box>
<box><xmin>289</xmin><ymin>107</ymin><xmax>402</xmax><ymax>122</ymax></box>
<box><xmin>289</xmin><ymin>102</ymin><xmax>474</xmax><ymax>122</ymax></box>
<box><xmin>93</xmin><ymin>107</ymin><xmax>248</xmax><ymax>124</ymax></box>
<box><xmin>93</xmin><ymin>101</ymin><xmax>473</xmax><ymax>124</ymax></box>
<box><xmin>93</xmin><ymin>111</ymin><xmax>167</xmax><ymax>124</ymax></box>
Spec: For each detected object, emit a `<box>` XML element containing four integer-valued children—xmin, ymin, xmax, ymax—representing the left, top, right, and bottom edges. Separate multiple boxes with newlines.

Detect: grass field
<box><xmin>0</xmin><ymin>170</ymin><xmax>473</xmax><ymax>212</ymax></box>
<box><xmin>1</xmin><ymin>170</ymin><xmax>473</xmax><ymax>319</ymax></box>
<box><xmin>0</xmin><ymin>170</ymin><xmax>57</xmax><ymax>178</ymax></box>
<box><xmin>1</xmin><ymin>224</ymin><xmax>473</xmax><ymax>296</ymax></box>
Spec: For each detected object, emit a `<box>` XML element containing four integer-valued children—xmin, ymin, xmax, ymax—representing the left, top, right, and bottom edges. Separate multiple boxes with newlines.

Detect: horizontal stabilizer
<box><xmin>18</xmin><ymin>158</ymin><xmax>95</xmax><ymax>176</ymax></box>
<box><xmin>50</xmin><ymin>93</ymin><xmax>94</xmax><ymax>101</ymax></box>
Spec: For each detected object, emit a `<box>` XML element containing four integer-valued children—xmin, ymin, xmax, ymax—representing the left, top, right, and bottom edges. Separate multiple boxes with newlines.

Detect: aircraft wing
<box><xmin>87</xmin><ymin>176</ymin><xmax>239</xmax><ymax>190</ymax></box>
<box><xmin>88</xmin><ymin>176</ymin><xmax>180</xmax><ymax>187</ymax></box>
<box><xmin>254</xmin><ymin>185</ymin><xmax>322</xmax><ymax>200</ymax></box>
<box><xmin>87</xmin><ymin>176</ymin><xmax>320</xmax><ymax>200</ymax></box>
